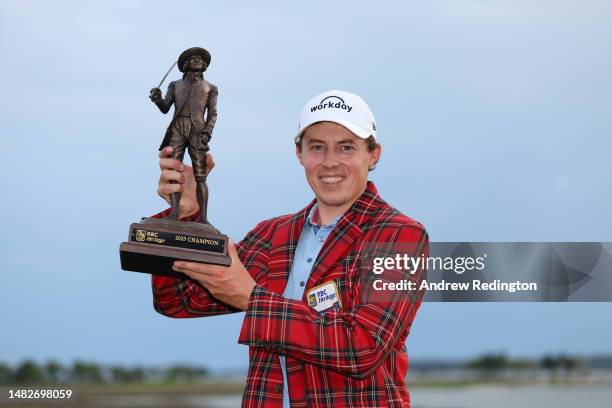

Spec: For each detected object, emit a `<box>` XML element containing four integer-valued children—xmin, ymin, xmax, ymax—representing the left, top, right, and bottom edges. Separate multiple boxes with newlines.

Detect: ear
<box><xmin>369</xmin><ymin>143</ymin><xmax>382</xmax><ymax>169</ymax></box>
<box><xmin>296</xmin><ymin>144</ymin><xmax>304</xmax><ymax>166</ymax></box>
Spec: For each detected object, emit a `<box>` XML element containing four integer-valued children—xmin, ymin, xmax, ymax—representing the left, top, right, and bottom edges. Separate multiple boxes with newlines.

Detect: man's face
<box><xmin>188</xmin><ymin>55</ymin><xmax>204</xmax><ymax>71</ymax></box>
<box><xmin>297</xmin><ymin>121</ymin><xmax>381</xmax><ymax>212</ymax></box>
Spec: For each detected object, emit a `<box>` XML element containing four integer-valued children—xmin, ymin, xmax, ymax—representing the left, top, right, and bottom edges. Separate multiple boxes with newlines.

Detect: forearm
<box><xmin>152</xmin><ymin>274</ymin><xmax>240</xmax><ymax>317</ymax></box>
<box><xmin>203</xmin><ymin>90</ymin><xmax>217</xmax><ymax>135</ymax></box>
<box><xmin>150</xmin><ymin>208</ymin><xmax>239</xmax><ymax>317</ymax></box>
<box><xmin>152</xmin><ymin>84</ymin><xmax>174</xmax><ymax>114</ymax></box>
<box><xmin>153</xmin><ymin>98</ymin><xmax>172</xmax><ymax>114</ymax></box>
<box><xmin>238</xmin><ymin>284</ymin><xmax>421</xmax><ymax>379</ymax></box>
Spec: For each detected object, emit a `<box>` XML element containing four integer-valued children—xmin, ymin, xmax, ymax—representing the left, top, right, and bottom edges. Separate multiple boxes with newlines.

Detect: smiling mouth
<box><xmin>319</xmin><ymin>176</ymin><xmax>345</xmax><ymax>185</ymax></box>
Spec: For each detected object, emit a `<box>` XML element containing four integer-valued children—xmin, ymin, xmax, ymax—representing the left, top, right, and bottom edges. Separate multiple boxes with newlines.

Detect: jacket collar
<box><xmin>286</xmin><ymin>180</ymin><xmax>383</xmax><ymax>231</ymax></box>
<box><xmin>265</xmin><ymin>182</ymin><xmax>386</xmax><ymax>295</ymax></box>
<box><xmin>306</xmin><ymin>181</ymin><xmax>384</xmax><ymax>289</ymax></box>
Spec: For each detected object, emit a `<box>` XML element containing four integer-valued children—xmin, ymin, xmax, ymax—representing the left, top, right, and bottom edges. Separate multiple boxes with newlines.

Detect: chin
<box><xmin>316</xmin><ymin>191</ymin><xmax>351</xmax><ymax>207</ymax></box>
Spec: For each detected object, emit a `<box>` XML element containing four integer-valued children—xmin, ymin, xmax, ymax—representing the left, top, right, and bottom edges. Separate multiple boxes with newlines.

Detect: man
<box><xmin>150</xmin><ymin>47</ymin><xmax>218</xmax><ymax>223</ymax></box>
<box><xmin>152</xmin><ymin>90</ymin><xmax>428</xmax><ymax>407</ymax></box>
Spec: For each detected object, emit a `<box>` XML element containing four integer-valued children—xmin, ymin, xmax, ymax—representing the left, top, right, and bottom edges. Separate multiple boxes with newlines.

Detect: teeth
<box><xmin>320</xmin><ymin>176</ymin><xmax>344</xmax><ymax>184</ymax></box>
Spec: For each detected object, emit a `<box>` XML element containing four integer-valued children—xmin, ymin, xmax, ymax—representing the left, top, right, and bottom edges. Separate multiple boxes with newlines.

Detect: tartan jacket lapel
<box><xmin>305</xmin><ymin>182</ymin><xmax>382</xmax><ymax>293</ymax></box>
<box><xmin>264</xmin><ymin>201</ymin><xmax>315</xmax><ymax>295</ymax></box>
<box><xmin>265</xmin><ymin>182</ymin><xmax>383</xmax><ymax>296</ymax></box>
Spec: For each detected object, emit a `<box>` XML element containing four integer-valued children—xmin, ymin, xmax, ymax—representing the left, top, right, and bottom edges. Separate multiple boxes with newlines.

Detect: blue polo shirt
<box><xmin>280</xmin><ymin>204</ymin><xmax>341</xmax><ymax>407</ymax></box>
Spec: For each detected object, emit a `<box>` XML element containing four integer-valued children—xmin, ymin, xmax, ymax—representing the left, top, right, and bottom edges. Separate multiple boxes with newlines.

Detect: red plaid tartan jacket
<box><xmin>152</xmin><ymin>182</ymin><xmax>428</xmax><ymax>407</ymax></box>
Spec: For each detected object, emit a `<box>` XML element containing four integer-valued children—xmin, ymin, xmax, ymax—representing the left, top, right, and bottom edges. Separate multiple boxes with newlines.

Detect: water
<box><xmin>84</xmin><ymin>385</ymin><xmax>612</xmax><ymax>408</ymax></box>
<box><xmin>410</xmin><ymin>385</ymin><xmax>612</xmax><ymax>408</ymax></box>
<box><xmin>1</xmin><ymin>385</ymin><xmax>610</xmax><ymax>407</ymax></box>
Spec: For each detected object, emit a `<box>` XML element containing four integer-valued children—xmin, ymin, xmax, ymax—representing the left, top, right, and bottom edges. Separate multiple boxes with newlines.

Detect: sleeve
<box><xmin>151</xmin><ymin>210</ymin><xmax>274</xmax><ymax>319</ymax></box>
<box><xmin>203</xmin><ymin>85</ymin><xmax>218</xmax><ymax>136</ymax></box>
<box><xmin>238</xmin><ymin>224</ymin><xmax>428</xmax><ymax>379</ymax></box>
<box><xmin>154</xmin><ymin>82</ymin><xmax>175</xmax><ymax>114</ymax></box>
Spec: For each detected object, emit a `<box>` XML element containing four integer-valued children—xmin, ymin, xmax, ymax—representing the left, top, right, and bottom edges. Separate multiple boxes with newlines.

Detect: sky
<box><xmin>1</xmin><ymin>0</ymin><xmax>611</xmax><ymax>371</ymax></box>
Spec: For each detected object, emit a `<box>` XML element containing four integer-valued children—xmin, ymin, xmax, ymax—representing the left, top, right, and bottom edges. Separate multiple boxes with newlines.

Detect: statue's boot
<box><xmin>196</xmin><ymin>180</ymin><xmax>210</xmax><ymax>224</ymax></box>
<box><xmin>170</xmin><ymin>192</ymin><xmax>181</xmax><ymax>220</ymax></box>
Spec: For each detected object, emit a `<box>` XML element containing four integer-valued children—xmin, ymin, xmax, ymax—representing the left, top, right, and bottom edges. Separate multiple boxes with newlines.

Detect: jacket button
<box><xmin>275</xmin><ymin>384</ymin><xmax>283</xmax><ymax>393</ymax></box>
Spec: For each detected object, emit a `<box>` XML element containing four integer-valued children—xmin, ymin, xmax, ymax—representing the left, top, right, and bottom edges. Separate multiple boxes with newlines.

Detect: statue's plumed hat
<box><xmin>178</xmin><ymin>47</ymin><xmax>211</xmax><ymax>72</ymax></box>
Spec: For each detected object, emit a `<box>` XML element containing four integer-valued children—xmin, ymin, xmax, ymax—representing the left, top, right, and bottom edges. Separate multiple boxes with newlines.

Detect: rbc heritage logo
<box><xmin>310</xmin><ymin>95</ymin><xmax>353</xmax><ymax>113</ymax></box>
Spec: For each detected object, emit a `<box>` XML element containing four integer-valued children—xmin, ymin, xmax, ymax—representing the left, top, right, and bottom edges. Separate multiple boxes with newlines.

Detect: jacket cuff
<box><xmin>151</xmin><ymin>207</ymin><xmax>201</xmax><ymax>222</ymax></box>
<box><xmin>152</xmin><ymin>208</ymin><xmax>172</xmax><ymax>219</ymax></box>
<box><xmin>238</xmin><ymin>285</ymin><xmax>286</xmax><ymax>349</ymax></box>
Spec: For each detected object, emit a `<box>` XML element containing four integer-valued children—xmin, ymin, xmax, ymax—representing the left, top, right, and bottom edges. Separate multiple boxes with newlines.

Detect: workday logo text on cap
<box><xmin>295</xmin><ymin>90</ymin><xmax>377</xmax><ymax>142</ymax></box>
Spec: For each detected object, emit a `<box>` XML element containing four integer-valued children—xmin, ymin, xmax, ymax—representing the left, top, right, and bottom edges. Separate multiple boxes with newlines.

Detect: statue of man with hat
<box><xmin>149</xmin><ymin>47</ymin><xmax>218</xmax><ymax>224</ymax></box>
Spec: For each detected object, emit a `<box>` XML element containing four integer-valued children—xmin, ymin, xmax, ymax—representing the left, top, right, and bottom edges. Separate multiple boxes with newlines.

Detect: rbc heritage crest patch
<box><xmin>306</xmin><ymin>280</ymin><xmax>342</xmax><ymax>313</ymax></box>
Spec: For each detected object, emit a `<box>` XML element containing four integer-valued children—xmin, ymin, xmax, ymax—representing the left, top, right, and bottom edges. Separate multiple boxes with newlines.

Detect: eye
<box><xmin>310</xmin><ymin>144</ymin><xmax>324</xmax><ymax>151</ymax></box>
<box><xmin>340</xmin><ymin>145</ymin><xmax>355</xmax><ymax>151</ymax></box>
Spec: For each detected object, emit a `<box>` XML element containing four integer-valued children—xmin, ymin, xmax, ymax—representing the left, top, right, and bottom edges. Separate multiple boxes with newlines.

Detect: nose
<box><xmin>322</xmin><ymin>149</ymin><xmax>340</xmax><ymax>168</ymax></box>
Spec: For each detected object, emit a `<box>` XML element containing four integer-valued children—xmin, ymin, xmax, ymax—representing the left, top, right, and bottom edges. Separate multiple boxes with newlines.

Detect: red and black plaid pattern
<box><xmin>152</xmin><ymin>182</ymin><xmax>428</xmax><ymax>407</ymax></box>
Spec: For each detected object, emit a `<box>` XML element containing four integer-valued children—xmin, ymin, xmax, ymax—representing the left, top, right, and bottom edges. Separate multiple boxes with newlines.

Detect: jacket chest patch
<box><xmin>307</xmin><ymin>280</ymin><xmax>342</xmax><ymax>313</ymax></box>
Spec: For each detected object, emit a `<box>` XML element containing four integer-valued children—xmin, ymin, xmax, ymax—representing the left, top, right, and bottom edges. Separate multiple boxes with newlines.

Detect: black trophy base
<box><xmin>119</xmin><ymin>217</ymin><xmax>231</xmax><ymax>277</ymax></box>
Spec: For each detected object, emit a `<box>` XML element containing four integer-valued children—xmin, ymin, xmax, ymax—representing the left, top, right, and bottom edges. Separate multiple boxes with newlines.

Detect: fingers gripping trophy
<box><xmin>120</xmin><ymin>47</ymin><xmax>230</xmax><ymax>276</ymax></box>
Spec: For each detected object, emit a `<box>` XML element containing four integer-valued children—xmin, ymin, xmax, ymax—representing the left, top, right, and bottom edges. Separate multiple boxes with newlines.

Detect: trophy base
<box><xmin>119</xmin><ymin>217</ymin><xmax>231</xmax><ymax>277</ymax></box>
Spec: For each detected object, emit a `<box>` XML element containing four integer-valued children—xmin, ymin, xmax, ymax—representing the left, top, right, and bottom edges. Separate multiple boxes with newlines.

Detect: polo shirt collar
<box><xmin>305</xmin><ymin>204</ymin><xmax>342</xmax><ymax>229</ymax></box>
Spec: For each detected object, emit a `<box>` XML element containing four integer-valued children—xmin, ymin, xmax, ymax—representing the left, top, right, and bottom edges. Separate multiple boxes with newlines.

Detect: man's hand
<box><xmin>149</xmin><ymin>87</ymin><xmax>162</xmax><ymax>101</ymax></box>
<box><xmin>172</xmin><ymin>240</ymin><xmax>257</xmax><ymax>311</ymax></box>
<box><xmin>201</xmin><ymin>131</ymin><xmax>211</xmax><ymax>145</ymax></box>
<box><xmin>158</xmin><ymin>146</ymin><xmax>215</xmax><ymax>218</ymax></box>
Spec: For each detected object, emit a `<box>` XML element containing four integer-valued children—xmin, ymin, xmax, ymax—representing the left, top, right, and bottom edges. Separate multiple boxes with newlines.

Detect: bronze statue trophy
<box><xmin>120</xmin><ymin>47</ymin><xmax>230</xmax><ymax>277</ymax></box>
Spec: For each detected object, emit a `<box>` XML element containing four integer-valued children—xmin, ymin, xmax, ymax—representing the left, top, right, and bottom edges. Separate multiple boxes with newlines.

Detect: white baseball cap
<box><xmin>295</xmin><ymin>90</ymin><xmax>377</xmax><ymax>143</ymax></box>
